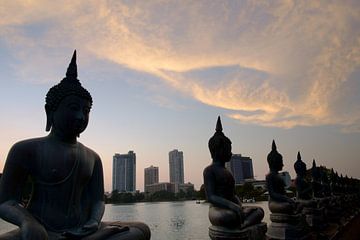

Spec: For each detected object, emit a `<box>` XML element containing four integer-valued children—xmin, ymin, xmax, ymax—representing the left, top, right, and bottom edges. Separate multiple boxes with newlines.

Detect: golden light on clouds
<box><xmin>1</xmin><ymin>0</ymin><xmax>360</xmax><ymax>130</ymax></box>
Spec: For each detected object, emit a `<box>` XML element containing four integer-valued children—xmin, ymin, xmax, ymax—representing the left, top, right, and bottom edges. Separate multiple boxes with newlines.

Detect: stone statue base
<box><xmin>209</xmin><ymin>223</ymin><xmax>267</xmax><ymax>240</ymax></box>
<box><xmin>266</xmin><ymin>213</ymin><xmax>310</xmax><ymax>240</ymax></box>
<box><xmin>302</xmin><ymin>207</ymin><xmax>326</xmax><ymax>230</ymax></box>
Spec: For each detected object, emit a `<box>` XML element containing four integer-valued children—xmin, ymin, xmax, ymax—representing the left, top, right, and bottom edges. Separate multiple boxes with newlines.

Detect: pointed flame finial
<box><xmin>297</xmin><ymin>151</ymin><xmax>301</xmax><ymax>161</ymax></box>
<box><xmin>312</xmin><ymin>159</ymin><xmax>316</xmax><ymax>168</ymax></box>
<box><xmin>272</xmin><ymin>140</ymin><xmax>277</xmax><ymax>151</ymax></box>
<box><xmin>216</xmin><ymin>116</ymin><xmax>223</xmax><ymax>132</ymax></box>
<box><xmin>65</xmin><ymin>50</ymin><xmax>77</xmax><ymax>80</ymax></box>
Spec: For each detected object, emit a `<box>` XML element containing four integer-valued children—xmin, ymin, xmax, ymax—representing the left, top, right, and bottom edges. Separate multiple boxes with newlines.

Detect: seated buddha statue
<box><xmin>266</xmin><ymin>140</ymin><xmax>297</xmax><ymax>214</ymax></box>
<box><xmin>320</xmin><ymin>167</ymin><xmax>331</xmax><ymax>197</ymax></box>
<box><xmin>311</xmin><ymin>160</ymin><xmax>324</xmax><ymax>199</ymax></box>
<box><xmin>294</xmin><ymin>152</ymin><xmax>316</xmax><ymax>208</ymax></box>
<box><xmin>0</xmin><ymin>51</ymin><xmax>150</xmax><ymax>240</ymax></box>
<box><xmin>203</xmin><ymin>117</ymin><xmax>264</xmax><ymax>229</ymax></box>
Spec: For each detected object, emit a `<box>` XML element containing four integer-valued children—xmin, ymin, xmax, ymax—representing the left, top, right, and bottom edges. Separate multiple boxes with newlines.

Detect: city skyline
<box><xmin>0</xmin><ymin>1</ymin><xmax>359</xmax><ymax>192</ymax></box>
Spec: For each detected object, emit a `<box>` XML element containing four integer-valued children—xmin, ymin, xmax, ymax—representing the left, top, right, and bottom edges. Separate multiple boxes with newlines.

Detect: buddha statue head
<box><xmin>45</xmin><ymin>50</ymin><xmax>93</xmax><ymax>137</ymax></box>
<box><xmin>311</xmin><ymin>159</ymin><xmax>321</xmax><ymax>181</ymax></box>
<box><xmin>294</xmin><ymin>151</ymin><xmax>306</xmax><ymax>177</ymax></box>
<box><xmin>208</xmin><ymin>116</ymin><xmax>232</xmax><ymax>162</ymax></box>
<box><xmin>267</xmin><ymin>140</ymin><xmax>283</xmax><ymax>172</ymax></box>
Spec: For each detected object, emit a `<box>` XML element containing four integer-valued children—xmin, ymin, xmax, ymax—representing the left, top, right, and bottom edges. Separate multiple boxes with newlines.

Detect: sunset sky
<box><xmin>0</xmin><ymin>1</ymin><xmax>359</xmax><ymax>192</ymax></box>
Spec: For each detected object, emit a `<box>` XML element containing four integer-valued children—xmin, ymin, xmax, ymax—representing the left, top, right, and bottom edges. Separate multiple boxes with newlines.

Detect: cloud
<box><xmin>1</xmin><ymin>0</ymin><xmax>360</xmax><ymax>130</ymax></box>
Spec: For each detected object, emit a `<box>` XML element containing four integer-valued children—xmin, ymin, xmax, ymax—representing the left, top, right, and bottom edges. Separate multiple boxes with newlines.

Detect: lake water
<box><xmin>0</xmin><ymin>201</ymin><xmax>269</xmax><ymax>239</ymax></box>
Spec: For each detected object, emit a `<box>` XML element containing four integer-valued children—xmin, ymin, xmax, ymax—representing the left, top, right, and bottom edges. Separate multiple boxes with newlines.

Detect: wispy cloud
<box><xmin>1</xmin><ymin>0</ymin><xmax>359</xmax><ymax>130</ymax></box>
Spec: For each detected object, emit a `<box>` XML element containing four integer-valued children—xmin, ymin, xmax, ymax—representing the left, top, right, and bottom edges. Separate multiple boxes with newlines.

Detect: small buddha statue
<box><xmin>266</xmin><ymin>140</ymin><xmax>297</xmax><ymax>214</ymax></box>
<box><xmin>320</xmin><ymin>167</ymin><xmax>331</xmax><ymax>197</ymax></box>
<box><xmin>311</xmin><ymin>160</ymin><xmax>324</xmax><ymax>199</ymax></box>
<box><xmin>203</xmin><ymin>117</ymin><xmax>264</xmax><ymax>230</ymax></box>
<box><xmin>0</xmin><ymin>51</ymin><xmax>150</xmax><ymax>240</ymax></box>
<box><xmin>294</xmin><ymin>151</ymin><xmax>313</xmax><ymax>201</ymax></box>
<box><xmin>330</xmin><ymin>168</ymin><xmax>338</xmax><ymax>195</ymax></box>
<box><xmin>294</xmin><ymin>152</ymin><xmax>325</xmax><ymax>229</ymax></box>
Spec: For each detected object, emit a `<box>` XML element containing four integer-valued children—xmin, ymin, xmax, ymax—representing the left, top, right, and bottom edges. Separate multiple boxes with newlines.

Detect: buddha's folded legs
<box><xmin>0</xmin><ymin>221</ymin><xmax>150</xmax><ymax>240</ymax></box>
<box><xmin>94</xmin><ymin>221</ymin><xmax>151</xmax><ymax>240</ymax></box>
<box><xmin>268</xmin><ymin>200</ymin><xmax>295</xmax><ymax>214</ymax></box>
<box><xmin>242</xmin><ymin>206</ymin><xmax>265</xmax><ymax>228</ymax></box>
<box><xmin>209</xmin><ymin>206</ymin><xmax>241</xmax><ymax>228</ymax></box>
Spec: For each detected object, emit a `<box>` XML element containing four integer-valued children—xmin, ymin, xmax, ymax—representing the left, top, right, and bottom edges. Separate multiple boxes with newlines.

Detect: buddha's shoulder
<box><xmin>10</xmin><ymin>137</ymin><xmax>47</xmax><ymax>152</ymax></box>
<box><xmin>203</xmin><ymin>164</ymin><xmax>217</xmax><ymax>175</ymax></box>
<box><xmin>77</xmin><ymin>142</ymin><xmax>101</xmax><ymax>160</ymax></box>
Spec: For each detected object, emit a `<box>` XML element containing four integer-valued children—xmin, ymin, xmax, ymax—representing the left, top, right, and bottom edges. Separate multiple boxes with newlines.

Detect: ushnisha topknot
<box><xmin>45</xmin><ymin>50</ymin><xmax>93</xmax><ymax>113</ymax></box>
<box><xmin>267</xmin><ymin>140</ymin><xmax>283</xmax><ymax>165</ymax></box>
<box><xmin>208</xmin><ymin>116</ymin><xmax>231</xmax><ymax>159</ymax></box>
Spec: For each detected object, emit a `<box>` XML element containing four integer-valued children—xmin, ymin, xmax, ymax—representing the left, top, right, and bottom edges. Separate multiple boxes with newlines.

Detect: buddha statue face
<box><xmin>210</xmin><ymin>137</ymin><xmax>232</xmax><ymax>163</ymax></box>
<box><xmin>51</xmin><ymin>95</ymin><xmax>91</xmax><ymax>138</ymax></box>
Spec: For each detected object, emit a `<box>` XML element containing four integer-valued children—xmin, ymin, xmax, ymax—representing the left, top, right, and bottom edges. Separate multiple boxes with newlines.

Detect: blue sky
<box><xmin>0</xmin><ymin>1</ymin><xmax>359</xmax><ymax>191</ymax></box>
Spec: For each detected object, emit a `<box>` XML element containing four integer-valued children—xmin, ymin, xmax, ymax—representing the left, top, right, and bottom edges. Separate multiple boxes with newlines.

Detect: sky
<box><xmin>0</xmin><ymin>0</ymin><xmax>359</xmax><ymax>192</ymax></box>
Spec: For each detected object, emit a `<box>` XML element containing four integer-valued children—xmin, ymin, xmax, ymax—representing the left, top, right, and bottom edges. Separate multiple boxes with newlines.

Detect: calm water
<box><xmin>0</xmin><ymin>201</ymin><xmax>269</xmax><ymax>239</ymax></box>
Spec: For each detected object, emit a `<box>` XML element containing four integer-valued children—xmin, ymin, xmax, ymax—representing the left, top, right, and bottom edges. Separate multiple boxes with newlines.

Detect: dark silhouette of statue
<box><xmin>294</xmin><ymin>151</ymin><xmax>313</xmax><ymax>201</ymax></box>
<box><xmin>266</xmin><ymin>141</ymin><xmax>310</xmax><ymax>239</ymax></box>
<box><xmin>311</xmin><ymin>159</ymin><xmax>324</xmax><ymax>199</ymax></box>
<box><xmin>266</xmin><ymin>140</ymin><xmax>297</xmax><ymax>214</ymax></box>
<box><xmin>320</xmin><ymin>167</ymin><xmax>331</xmax><ymax>197</ymax></box>
<box><xmin>0</xmin><ymin>51</ymin><xmax>150</xmax><ymax>240</ymax></box>
<box><xmin>203</xmin><ymin>117</ymin><xmax>264</xmax><ymax>231</ymax></box>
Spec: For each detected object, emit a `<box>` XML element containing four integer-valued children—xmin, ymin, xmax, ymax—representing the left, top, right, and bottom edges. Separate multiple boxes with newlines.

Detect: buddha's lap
<box><xmin>0</xmin><ymin>221</ymin><xmax>150</xmax><ymax>240</ymax></box>
<box><xmin>268</xmin><ymin>200</ymin><xmax>295</xmax><ymax>214</ymax></box>
<box><xmin>209</xmin><ymin>206</ymin><xmax>241</xmax><ymax>228</ymax></box>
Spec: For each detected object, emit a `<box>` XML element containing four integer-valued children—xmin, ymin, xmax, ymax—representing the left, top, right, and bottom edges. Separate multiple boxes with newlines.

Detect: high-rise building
<box><xmin>225</xmin><ymin>154</ymin><xmax>254</xmax><ymax>184</ymax></box>
<box><xmin>112</xmin><ymin>151</ymin><xmax>136</xmax><ymax>192</ymax></box>
<box><xmin>144</xmin><ymin>165</ymin><xmax>159</xmax><ymax>192</ymax></box>
<box><xmin>169</xmin><ymin>149</ymin><xmax>184</xmax><ymax>184</ymax></box>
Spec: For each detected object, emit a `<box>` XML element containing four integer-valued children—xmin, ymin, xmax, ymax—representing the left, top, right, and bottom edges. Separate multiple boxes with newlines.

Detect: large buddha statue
<box><xmin>203</xmin><ymin>117</ymin><xmax>264</xmax><ymax>231</ymax></box>
<box><xmin>0</xmin><ymin>51</ymin><xmax>150</xmax><ymax>240</ymax></box>
<box><xmin>266</xmin><ymin>140</ymin><xmax>297</xmax><ymax>214</ymax></box>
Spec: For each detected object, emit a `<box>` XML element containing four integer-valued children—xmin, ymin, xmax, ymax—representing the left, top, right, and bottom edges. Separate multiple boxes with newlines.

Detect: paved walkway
<box><xmin>335</xmin><ymin>214</ymin><xmax>360</xmax><ymax>240</ymax></box>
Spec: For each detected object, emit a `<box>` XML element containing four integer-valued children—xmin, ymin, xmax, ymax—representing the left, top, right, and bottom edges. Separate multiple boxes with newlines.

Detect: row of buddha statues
<box><xmin>204</xmin><ymin>117</ymin><xmax>360</xmax><ymax>240</ymax></box>
<box><xmin>0</xmin><ymin>51</ymin><xmax>359</xmax><ymax>240</ymax></box>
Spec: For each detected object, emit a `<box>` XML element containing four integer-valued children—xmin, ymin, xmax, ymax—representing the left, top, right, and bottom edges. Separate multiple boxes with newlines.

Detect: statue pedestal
<box><xmin>209</xmin><ymin>223</ymin><xmax>267</xmax><ymax>240</ymax></box>
<box><xmin>302</xmin><ymin>207</ymin><xmax>326</xmax><ymax>230</ymax></box>
<box><xmin>266</xmin><ymin>213</ymin><xmax>310</xmax><ymax>240</ymax></box>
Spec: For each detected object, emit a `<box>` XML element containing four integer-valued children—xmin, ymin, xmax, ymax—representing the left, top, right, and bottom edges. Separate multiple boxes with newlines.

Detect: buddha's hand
<box><xmin>62</xmin><ymin>220</ymin><xmax>99</xmax><ymax>238</ymax></box>
<box><xmin>21</xmin><ymin>220</ymin><xmax>48</xmax><ymax>240</ymax></box>
<box><xmin>83</xmin><ymin>219</ymin><xmax>99</xmax><ymax>232</ymax></box>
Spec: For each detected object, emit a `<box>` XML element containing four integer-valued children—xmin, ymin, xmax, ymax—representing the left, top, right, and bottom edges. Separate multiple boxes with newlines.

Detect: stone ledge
<box><xmin>209</xmin><ymin>222</ymin><xmax>267</xmax><ymax>240</ymax></box>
